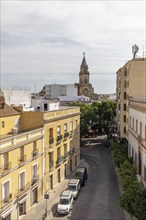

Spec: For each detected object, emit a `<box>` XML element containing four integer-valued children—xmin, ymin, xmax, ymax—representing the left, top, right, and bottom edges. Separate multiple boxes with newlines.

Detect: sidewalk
<box><xmin>22</xmin><ymin>159</ymin><xmax>87</xmax><ymax>220</ymax></box>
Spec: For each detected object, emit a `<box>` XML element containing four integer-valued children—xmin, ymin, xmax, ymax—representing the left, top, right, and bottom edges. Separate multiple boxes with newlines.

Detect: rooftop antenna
<box><xmin>132</xmin><ymin>44</ymin><xmax>139</xmax><ymax>58</ymax></box>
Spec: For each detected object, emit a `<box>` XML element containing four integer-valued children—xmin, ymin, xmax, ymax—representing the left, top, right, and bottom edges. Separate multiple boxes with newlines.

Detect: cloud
<box><xmin>1</xmin><ymin>0</ymin><xmax>145</xmax><ymax>93</ymax></box>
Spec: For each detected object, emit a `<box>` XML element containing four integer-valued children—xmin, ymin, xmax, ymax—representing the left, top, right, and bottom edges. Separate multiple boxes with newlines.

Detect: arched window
<box><xmin>84</xmin><ymin>89</ymin><xmax>88</xmax><ymax>96</ymax></box>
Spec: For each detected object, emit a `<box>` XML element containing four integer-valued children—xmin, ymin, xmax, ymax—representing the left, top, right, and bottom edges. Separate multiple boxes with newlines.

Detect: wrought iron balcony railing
<box><xmin>49</xmin><ymin>138</ymin><xmax>54</xmax><ymax>145</ymax></box>
<box><xmin>3</xmin><ymin>193</ymin><xmax>12</xmax><ymax>204</ymax></box>
<box><xmin>32</xmin><ymin>175</ymin><xmax>39</xmax><ymax>185</ymax></box>
<box><xmin>32</xmin><ymin>149</ymin><xmax>39</xmax><ymax>158</ymax></box>
<box><xmin>49</xmin><ymin>161</ymin><xmax>54</xmax><ymax>170</ymax></box>
<box><xmin>0</xmin><ymin>162</ymin><xmax>11</xmax><ymax>175</ymax></box>
<box><xmin>64</xmin><ymin>151</ymin><xmax>69</xmax><ymax>160</ymax></box>
<box><xmin>56</xmin><ymin>135</ymin><xmax>63</xmax><ymax>143</ymax></box>
<box><xmin>56</xmin><ymin>156</ymin><xmax>63</xmax><ymax>165</ymax></box>
<box><xmin>64</xmin><ymin>132</ymin><xmax>69</xmax><ymax>139</ymax></box>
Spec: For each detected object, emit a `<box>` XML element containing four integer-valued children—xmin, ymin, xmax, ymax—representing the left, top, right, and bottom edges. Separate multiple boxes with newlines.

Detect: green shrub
<box><xmin>111</xmin><ymin>140</ymin><xmax>146</xmax><ymax>220</ymax></box>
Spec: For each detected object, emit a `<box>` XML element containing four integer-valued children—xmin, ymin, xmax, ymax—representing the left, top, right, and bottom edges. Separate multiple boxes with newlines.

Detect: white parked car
<box><xmin>57</xmin><ymin>190</ymin><xmax>73</xmax><ymax>215</ymax></box>
<box><xmin>68</xmin><ymin>178</ymin><xmax>81</xmax><ymax>199</ymax></box>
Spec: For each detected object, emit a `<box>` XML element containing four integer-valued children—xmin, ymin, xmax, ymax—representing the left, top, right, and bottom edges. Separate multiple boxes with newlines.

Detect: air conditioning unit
<box><xmin>12</xmin><ymin>127</ymin><xmax>18</xmax><ymax>135</ymax></box>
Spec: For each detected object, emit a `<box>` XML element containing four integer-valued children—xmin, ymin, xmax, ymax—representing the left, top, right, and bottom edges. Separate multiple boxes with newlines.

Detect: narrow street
<box><xmin>53</xmin><ymin>136</ymin><xmax>126</xmax><ymax>220</ymax></box>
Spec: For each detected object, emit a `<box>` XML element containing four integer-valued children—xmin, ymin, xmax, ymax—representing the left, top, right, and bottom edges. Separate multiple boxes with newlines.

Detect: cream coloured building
<box><xmin>116</xmin><ymin>57</ymin><xmax>146</xmax><ymax>187</ymax></box>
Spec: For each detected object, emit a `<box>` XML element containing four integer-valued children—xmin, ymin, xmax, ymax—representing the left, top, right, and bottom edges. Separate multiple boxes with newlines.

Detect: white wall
<box><xmin>129</xmin><ymin>108</ymin><xmax>146</xmax><ymax>139</ymax></box>
<box><xmin>3</xmin><ymin>88</ymin><xmax>31</xmax><ymax>106</ymax></box>
<box><xmin>44</xmin><ymin>84</ymin><xmax>77</xmax><ymax>99</ymax></box>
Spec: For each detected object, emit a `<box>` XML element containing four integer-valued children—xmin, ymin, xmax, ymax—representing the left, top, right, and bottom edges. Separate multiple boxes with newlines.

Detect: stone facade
<box><xmin>77</xmin><ymin>53</ymin><xmax>94</xmax><ymax>98</ymax></box>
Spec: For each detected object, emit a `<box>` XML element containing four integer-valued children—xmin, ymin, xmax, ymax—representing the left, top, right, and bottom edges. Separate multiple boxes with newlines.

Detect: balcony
<box><xmin>3</xmin><ymin>193</ymin><xmax>12</xmax><ymax>205</ymax></box>
<box><xmin>64</xmin><ymin>151</ymin><xmax>69</xmax><ymax>160</ymax></box>
<box><xmin>49</xmin><ymin>161</ymin><xmax>54</xmax><ymax>170</ymax></box>
<box><xmin>19</xmin><ymin>182</ymin><xmax>30</xmax><ymax>195</ymax></box>
<box><xmin>56</xmin><ymin>156</ymin><xmax>63</xmax><ymax>165</ymax></box>
<box><xmin>18</xmin><ymin>155</ymin><xmax>27</xmax><ymax>166</ymax></box>
<box><xmin>64</xmin><ymin>132</ymin><xmax>69</xmax><ymax>139</ymax></box>
<box><xmin>32</xmin><ymin>149</ymin><xmax>39</xmax><ymax>158</ymax></box>
<box><xmin>32</xmin><ymin>175</ymin><xmax>39</xmax><ymax>185</ymax></box>
<box><xmin>49</xmin><ymin>138</ymin><xmax>54</xmax><ymax>146</ymax></box>
<box><xmin>56</xmin><ymin>135</ymin><xmax>63</xmax><ymax>143</ymax></box>
<box><xmin>0</xmin><ymin>162</ymin><xmax>11</xmax><ymax>176</ymax></box>
<box><xmin>70</xmin><ymin>131</ymin><xmax>73</xmax><ymax>138</ymax></box>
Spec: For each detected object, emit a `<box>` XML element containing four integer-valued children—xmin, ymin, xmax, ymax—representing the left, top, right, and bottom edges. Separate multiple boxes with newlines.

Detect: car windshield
<box><xmin>60</xmin><ymin>198</ymin><xmax>69</xmax><ymax>205</ymax></box>
<box><xmin>68</xmin><ymin>185</ymin><xmax>76</xmax><ymax>191</ymax></box>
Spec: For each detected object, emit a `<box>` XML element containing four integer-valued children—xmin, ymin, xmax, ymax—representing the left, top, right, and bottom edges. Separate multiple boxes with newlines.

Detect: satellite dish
<box><xmin>132</xmin><ymin>45</ymin><xmax>139</xmax><ymax>58</ymax></box>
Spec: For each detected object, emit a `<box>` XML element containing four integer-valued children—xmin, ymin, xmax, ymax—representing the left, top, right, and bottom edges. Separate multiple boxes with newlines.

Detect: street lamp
<box><xmin>44</xmin><ymin>192</ymin><xmax>49</xmax><ymax>219</ymax></box>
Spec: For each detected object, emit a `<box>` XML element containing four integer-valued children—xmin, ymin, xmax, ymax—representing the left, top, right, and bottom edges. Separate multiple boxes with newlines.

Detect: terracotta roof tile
<box><xmin>0</xmin><ymin>104</ymin><xmax>20</xmax><ymax>117</ymax></box>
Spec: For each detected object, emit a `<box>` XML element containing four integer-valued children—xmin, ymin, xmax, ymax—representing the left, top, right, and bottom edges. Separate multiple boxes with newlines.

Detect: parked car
<box><xmin>68</xmin><ymin>178</ymin><xmax>81</xmax><ymax>199</ymax></box>
<box><xmin>105</xmin><ymin>140</ymin><xmax>110</xmax><ymax>147</ymax></box>
<box><xmin>57</xmin><ymin>190</ymin><xmax>74</xmax><ymax>215</ymax></box>
<box><xmin>75</xmin><ymin>167</ymin><xmax>88</xmax><ymax>186</ymax></box>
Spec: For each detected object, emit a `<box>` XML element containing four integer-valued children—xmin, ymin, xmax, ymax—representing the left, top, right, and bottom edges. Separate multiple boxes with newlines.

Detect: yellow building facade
<box><xmin>0</xmin><ymin>102</ymin><xmax>80</xmax><ymax>220</ymax></box>
<box><xmin>43</xmin><ymin>107</ymin><xmax>80</xmax><ymax>192</ymax></box>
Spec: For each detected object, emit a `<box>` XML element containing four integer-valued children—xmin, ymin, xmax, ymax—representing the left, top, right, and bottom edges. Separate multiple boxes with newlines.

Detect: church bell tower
<box><xmin>78</xmin><ymin>53</ymin><xmax>94</xmax><ymax>98</ymax></box>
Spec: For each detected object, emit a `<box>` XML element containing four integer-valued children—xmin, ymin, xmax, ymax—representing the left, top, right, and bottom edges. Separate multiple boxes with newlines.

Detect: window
<box><xmin>32</xmin><ymin>164</ymin><xmax>38</xmax><ymax>179</ymax></box>
<box><xmin>130</xmin><ymin>116</ymin><xmax>131</xmax><ymax>128</ymax></box>
<box><xmin>57</xmin><ymin>126</ymin><xmax>61</xmax><ymax>136</ymax></box>
<box><xmin>70</xmin><ymin>121</ymin><xmax>73</xmax><ymax>132</ymax></box>
<box><xmin>49</xmin><ymin>128</ymin><xmax>53</xmax><ymax>139</ymax></box>
<box><xmin>124</xmin><ymin>92</ymin><xmax>126</xmax><ymax>99</ymax></box>
<box><xmin>57</xmin><ymin>147</ymin><xmax>61</xmax><ymax>159</ymax></box>
<box><xmin>84</xmin><ymin>79</ymin><xmax>88</xmax><ymax>84</ymax></box>
<box><xmin>2</xmin><ymin>121</ymin><xmax>5</xmax><ymax>128</ymax></box>
<box><xmin>3</xmin><ymin>181</ymin><xmax>10</xmax><ymax>203</ymax></box>
<box><xmin>123</xmin><ymin>115</ymin><xmax>126</xmax><ymax>123</ymax></box>
<box><xmin>20</xmin><ymin>146</ymin><xmax>24</xmax><ymax>161</ymax></box>
<box><xmin>19</xmin><ymin>172</ymin><xmax>25</xmax><ymax>191</ymax></box>
<box><xmin>3</xmin><ymin>153</ymin><xmax>9</xmax><ymax>170</ymax></box>
<box><xmin>140</xmin><ymin>122</ymin><xmax>142</xmax><ymax>136</ymax></box>
<box><xmin>133</xmin><ymin>118</ymin><xmax>134</xmax><ymax>129</ymax></box>
<box><xmin>44</xmin><ymin>103</ymin><xmax>48</xmax><ymax>111</ymax></box>
<box><xmin>49</xmin><ymin>152</ymin><xmax>54</xmax><ymax>169</ymax></box>
<box><xmin>64</xmin><ymin>144</ymin><xmax>67</xmax><ymax>154</ymax></box>
<box><xmin>136</xmin><ymin>119</ymin><xmax>138</xmax><ymax>132</ymax></box>
<box><xmin>123</xmin><ymin>104</ymin><xmax>126</xmax><ymax>111</ymax></box>
<box><xmin>124</xmin><ymin>127</ymin><xmax>126</xmax><ymax>134</ymax></box>
<box><xmin>64</xmin><ymin>124</ymin><xmax>67</xmax><ymax>133</ymax></box>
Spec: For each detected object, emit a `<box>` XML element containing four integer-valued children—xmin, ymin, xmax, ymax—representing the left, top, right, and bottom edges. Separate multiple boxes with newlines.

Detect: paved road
<box><xmin>53</xmin><ymin>137</ymin><xmax>126</xmax><ymax>220</ymax></box>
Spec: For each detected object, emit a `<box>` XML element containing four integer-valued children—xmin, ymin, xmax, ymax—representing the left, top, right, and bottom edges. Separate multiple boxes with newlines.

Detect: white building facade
<box><xmin>43</xmin><ymin>84</ymin><xmax>78</xmax><ymax>99</ymax></box>
<box><xmin>128</xmin><ymin>100</ymin><xmax>146</xmax><ymax>187</ymax></box>
<box><xmin>2</xmin><ymin>87</ymin><xmax>31</xmax><ymax>106</ymax></box>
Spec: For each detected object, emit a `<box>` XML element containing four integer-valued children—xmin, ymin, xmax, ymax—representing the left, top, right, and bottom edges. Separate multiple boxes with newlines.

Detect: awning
<box><xmin>19</xmin><ymin>196</ymin><xmax>28</xmax><ymax>204</ymax></box>
<box><xmin>1</xmin><ymin>208</ymin><xmax>12</xmax><ymax>218</ymax></box>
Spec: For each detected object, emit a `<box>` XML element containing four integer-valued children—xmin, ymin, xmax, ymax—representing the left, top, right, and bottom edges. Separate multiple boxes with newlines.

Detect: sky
<box><xmin>1</xmin><ymin>0</ymin><xmax>145</xmax><ymax>94</ymax></box>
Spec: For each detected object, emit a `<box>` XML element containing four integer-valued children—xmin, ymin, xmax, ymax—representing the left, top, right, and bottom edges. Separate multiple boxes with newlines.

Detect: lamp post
<box><xmin>44</xmin><ymin>192</ymin><xmax>49</xmax><ymax>219</ymax></box>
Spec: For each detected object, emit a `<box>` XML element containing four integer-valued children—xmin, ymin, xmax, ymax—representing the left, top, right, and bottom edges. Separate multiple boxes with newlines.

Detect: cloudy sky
<box><xmin>1</xmin><ymin>0</ymin><xmax>145</xmax><ymax>93</ymax></box>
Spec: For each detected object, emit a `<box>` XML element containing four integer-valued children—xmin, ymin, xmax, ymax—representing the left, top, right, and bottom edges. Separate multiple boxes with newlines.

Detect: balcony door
<box><xmin>19</xmin><ymin>172</ymin><xmax>25</xmax><ymax>191</ymax></box>
<box><xmin>3</xmin><ymin>181</ymin><xmax>10</xmax><ymax>203</ymax></box>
